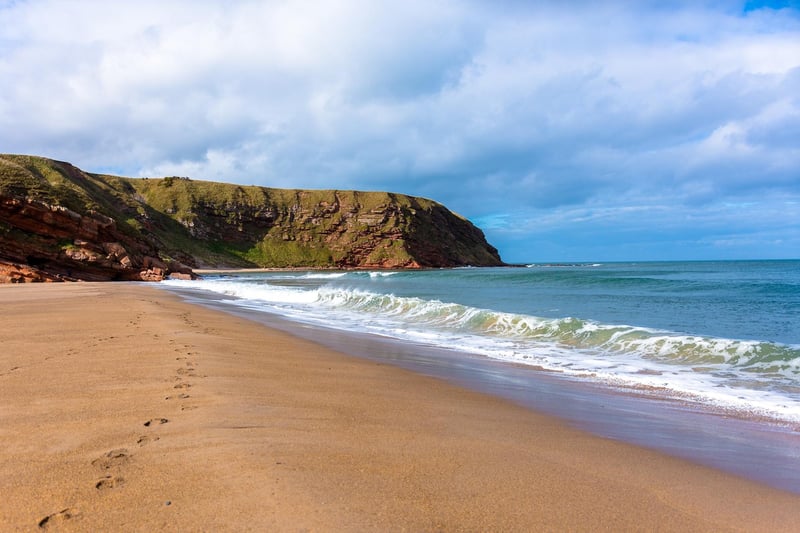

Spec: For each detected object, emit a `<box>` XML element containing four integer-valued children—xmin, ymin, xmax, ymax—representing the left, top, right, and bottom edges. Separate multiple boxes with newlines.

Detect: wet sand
<box><xmin>187</xmin><ymin>287</ymin><xmax>800</xmax><ymax>494</ymax></box>
<box><xmin>1</xmin><ymin>283</ymin><xmax>799</xmax><ymax>531</ymax></box>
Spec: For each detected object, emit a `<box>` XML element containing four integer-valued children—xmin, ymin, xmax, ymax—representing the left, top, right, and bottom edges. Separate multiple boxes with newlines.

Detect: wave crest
<box><xmin>314</xmin><ymin>288</ymin><xmax>800</xmax><ymax>374</ymax></box>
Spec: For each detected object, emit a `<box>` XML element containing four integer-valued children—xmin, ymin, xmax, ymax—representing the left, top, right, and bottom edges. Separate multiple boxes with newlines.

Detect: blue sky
<box><xmin>1</xmin><ymin>1</ymin><xmax>798</xmax><ymax>263</ymax></box>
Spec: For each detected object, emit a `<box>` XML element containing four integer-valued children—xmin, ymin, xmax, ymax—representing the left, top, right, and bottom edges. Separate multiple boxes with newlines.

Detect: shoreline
<box><xmin>168</xmin><ymin>282</ymin><xmax>800</xmax><ymax>494</ymax></box>
<box><xmin>2</xmin><ymin>283</ymin><xmax>799</xmax><ymax>531</ymax></box>
<box><xmin>177</xmin><ymin>265</ymin><xmax>800</xmax><ymax>428</ymax></box>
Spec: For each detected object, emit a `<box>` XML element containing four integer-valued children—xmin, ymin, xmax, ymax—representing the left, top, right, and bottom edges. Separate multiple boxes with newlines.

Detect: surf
<box><xmin>163</xmin><ymin>270</ymin><xmax>800</xmax><ymax>424</ymax></box>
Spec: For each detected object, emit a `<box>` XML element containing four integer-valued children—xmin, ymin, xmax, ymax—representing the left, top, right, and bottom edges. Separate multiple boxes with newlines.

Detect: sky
<box><xmin>1</xmin><ymin>1</ymin><xmax>798</xmax><ymax>263</ymax></box>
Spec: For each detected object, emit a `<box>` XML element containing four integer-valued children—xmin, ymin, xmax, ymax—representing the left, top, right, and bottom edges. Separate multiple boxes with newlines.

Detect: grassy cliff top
<box><xmin>0</xmin><ymin>154</ymin><xmax>441</xmax><ymax>214</ymax></box>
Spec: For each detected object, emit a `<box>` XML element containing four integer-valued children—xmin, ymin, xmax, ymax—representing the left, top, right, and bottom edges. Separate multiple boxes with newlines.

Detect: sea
<box><xmin>161</xmin><ymin>260</ymin><xmax>800</xmax><ymax>492</ymax></box>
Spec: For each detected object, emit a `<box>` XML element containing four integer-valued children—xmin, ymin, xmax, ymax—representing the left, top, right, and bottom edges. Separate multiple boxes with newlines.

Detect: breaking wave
<box><xmin>163</xmin><ymin>276</ymin><xmax>800</xmax><ymax>423</ymax></box>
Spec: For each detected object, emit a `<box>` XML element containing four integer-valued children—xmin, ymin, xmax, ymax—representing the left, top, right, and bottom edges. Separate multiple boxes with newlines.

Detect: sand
<box><xmin>1</xmin><ymin>283</ymin><xmax>799</xmax><ymax>532</ymax></box>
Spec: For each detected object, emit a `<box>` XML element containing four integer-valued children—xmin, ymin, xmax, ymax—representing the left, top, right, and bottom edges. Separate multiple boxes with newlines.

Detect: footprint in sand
<box><xmin>95</xmin><ymin>475</ymin><xmax>125</xmax><ymax>491</ymax></box>
<box><xmin>126</xmin><ymin>313</ymin><xmax>144</xmax><ymax>328</ymax></box>
<box><xmin>173</xmin><ymin>382</ymin><xmax>192</xmax><ymax>390</ymax></box>
<box><xmin>137</xmin><ymin>434</ymin><xmax>160</xmax><ymax>446</ymax></box>
<box><xmin>38</xmin><ymin>508</ymin><xmax>78</xmax><ymax>529</ymax></box>
<box><xmin>143</xmin><ymin>418</ymin><xmax>169</xmax><ymax>427</ymax></box>
<box><xmin>91</xmin><ymin>449</ymin><xmax>130</xmax><ymax>471</ymax></box>
<box><xmin>0</xmin><ymin>366</ymin><xmax>20</xmax><ymax>377</ymax></box>
<box><xmin>165</xmin><ymin>393</ymin><xmax>190</xmax><ymax>401</ymax></box>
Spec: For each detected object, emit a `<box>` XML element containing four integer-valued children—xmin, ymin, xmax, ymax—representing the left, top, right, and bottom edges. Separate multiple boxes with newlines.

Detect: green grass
<box><xmin>242</xmin><ymin>240</ymin><xmax>334</xmax><ymax>267</ymax></box>
<box><xmin>0</xmin><ymin>154</ymin><xmax>502</xmax><ymax>269</ymax></box>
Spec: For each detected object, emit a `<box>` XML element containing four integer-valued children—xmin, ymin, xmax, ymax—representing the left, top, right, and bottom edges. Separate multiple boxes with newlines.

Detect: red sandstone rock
<box><xmin>0</xmin><ymin>194</ymin><xmax>196</xmax><ymax>283</ymax></box>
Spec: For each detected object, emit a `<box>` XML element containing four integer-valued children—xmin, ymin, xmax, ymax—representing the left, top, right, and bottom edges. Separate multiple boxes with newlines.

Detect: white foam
<box><xmin>162</xmin><ymin>278</ymin><xmax>318</xmax><ymax>304</ymax></box>
<box><xmin>368</xmin><ymin>271</ymin><xmax>398</xmax><ymax>278</ymax></box>
<box><xmin>299</xmin><ymin>272</ymin><xmax>348</xmax><ymax>279</ymax></box>
<box><xmin>161</xmin><ymin>277</ymin><xmax>800</xmax><ymax>424</ymax></box>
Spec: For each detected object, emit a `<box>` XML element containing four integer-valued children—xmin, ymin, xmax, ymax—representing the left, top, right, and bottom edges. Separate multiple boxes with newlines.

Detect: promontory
<box><xmin>0</xmin><ymin>155</ymin><xmax>504</xmax><ymax>282</ymax></box>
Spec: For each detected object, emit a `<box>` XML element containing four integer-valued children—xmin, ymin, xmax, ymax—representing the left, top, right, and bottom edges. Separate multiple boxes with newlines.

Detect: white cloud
<box><xmin>0</xmin><ymin>0</ymin><xmax>798</xmax><ymax>260</ymax></box>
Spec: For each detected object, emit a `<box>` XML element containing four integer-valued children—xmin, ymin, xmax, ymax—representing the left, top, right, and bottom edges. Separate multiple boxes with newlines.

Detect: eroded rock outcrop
<box><xmin>0</xmin><ymin>194</ymin><xmax>194</xmax><ymax>281</ymax></box>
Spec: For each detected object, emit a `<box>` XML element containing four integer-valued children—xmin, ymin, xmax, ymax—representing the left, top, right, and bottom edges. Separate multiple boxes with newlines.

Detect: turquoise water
<box><xmin>164</xmin><ymin>260</ymin><xmax>800</xmax><ymax>424</ymax></box>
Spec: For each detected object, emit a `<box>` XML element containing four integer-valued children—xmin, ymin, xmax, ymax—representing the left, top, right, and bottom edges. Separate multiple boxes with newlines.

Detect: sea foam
<box><xmin>162</xmin><ymin>271</ymin><xmax>800</xmax><ymax>424</ymax></box>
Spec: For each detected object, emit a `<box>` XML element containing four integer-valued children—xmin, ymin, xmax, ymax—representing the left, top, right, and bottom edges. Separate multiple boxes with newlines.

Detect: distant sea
<box><xmin>162</xmin><ymin>260</ymin><xmax>800</xmax><ymax>491</ymax></box>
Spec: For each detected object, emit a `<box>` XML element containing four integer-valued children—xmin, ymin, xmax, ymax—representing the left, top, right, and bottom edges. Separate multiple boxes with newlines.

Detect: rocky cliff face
<box><xmin>0</xmin><ymin>155</ymin><xmax>503</xmax><ymax>282</ymax></box>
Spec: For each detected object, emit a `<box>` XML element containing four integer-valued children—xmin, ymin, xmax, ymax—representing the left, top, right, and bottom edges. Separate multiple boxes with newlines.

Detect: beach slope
<box><xmin>1</xmin><ymin>283</ymin><xmax>798</xmax><ymax>531</ymax></box>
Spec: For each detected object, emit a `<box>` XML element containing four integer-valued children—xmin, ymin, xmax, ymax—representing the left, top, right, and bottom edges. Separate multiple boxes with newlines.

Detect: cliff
<box><xmin>0</xmin><ymin>155</ymin><xmax>503</xmax><ymax>282</ymax></box>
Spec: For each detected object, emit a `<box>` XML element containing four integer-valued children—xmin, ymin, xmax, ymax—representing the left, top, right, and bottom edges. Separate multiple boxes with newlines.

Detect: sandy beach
<box><xmin>1</xmin><ymin>283</ymin><xmax>799</xmax><ymax>531</ymax></box>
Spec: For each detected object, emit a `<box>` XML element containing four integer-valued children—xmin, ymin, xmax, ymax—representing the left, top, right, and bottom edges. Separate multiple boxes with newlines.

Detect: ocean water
<box><xmin>162</xmin><ymin>260</ymin><xmax>800</xmax><ymax>426</ymax></box>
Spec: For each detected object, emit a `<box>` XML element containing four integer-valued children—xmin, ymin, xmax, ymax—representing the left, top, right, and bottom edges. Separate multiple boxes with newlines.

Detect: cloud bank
<box><xmin>1</xmin><ymin>0</ymin><xmax>798</xmax><ymax>261</ymax></box>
